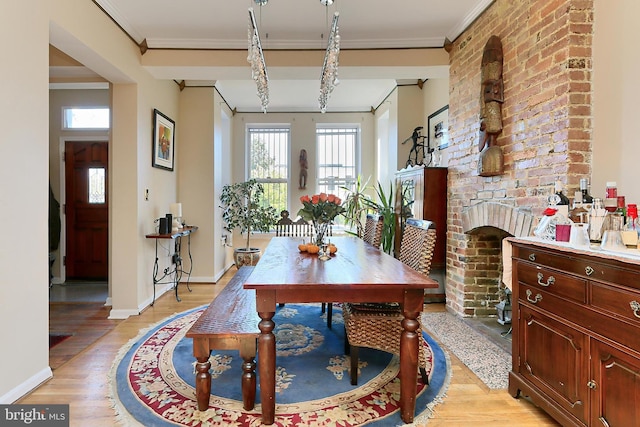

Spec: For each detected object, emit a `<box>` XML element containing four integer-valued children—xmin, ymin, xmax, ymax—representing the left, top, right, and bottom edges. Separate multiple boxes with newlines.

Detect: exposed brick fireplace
<box><xmin>446</xmin><ymin>202</ymin><xmax>536</xmax><ymax>317</ymax></box>
<box><xmin>443</xmin><ymin>0</ymin><xmax>594</xmax><ymax>317</ymax></box>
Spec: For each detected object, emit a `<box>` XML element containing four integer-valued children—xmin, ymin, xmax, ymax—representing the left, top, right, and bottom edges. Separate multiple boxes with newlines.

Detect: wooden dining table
<box><xmin>243</xmin><ymin>235</ymin><xmax>439</xmax><ymax>424</ymax></box>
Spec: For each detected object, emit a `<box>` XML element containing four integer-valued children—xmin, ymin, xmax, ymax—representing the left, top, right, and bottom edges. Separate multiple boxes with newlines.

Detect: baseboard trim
<box><xmin>0</xmin><ymin>367</ymin><xmax>53</xmax><ymax>404</ymax></box>
<box><xmin>108</xmin><ymin>308</ymin><xmax>140</xmax><ymax>319</ymax></box>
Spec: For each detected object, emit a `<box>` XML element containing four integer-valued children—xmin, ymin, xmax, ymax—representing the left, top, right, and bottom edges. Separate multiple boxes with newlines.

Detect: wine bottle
<box><xmin>554</xmin><ymin>180</ymin><xmax>570</xmax><ymax>205</ymax></box>
<box><xmin>580</xmin><ymin>178</ymin><xmax>594</xmax><ymax>203</ymax></box>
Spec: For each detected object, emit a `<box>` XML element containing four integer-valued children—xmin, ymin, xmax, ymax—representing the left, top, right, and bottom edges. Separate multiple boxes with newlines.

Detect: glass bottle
<box><xmin>605</xmin><ymin>182</ymin><xmax>617</xmax><ymax>199</ymax></box>
<box><xmin>554</xmin><ymin>180</ymin><xmax>570</xmax><ymax>205</ymax></box>
<box><xmin>579</xmin><ymin>178</ymin><xmax>594</xmax><ymax>203</ymax></box>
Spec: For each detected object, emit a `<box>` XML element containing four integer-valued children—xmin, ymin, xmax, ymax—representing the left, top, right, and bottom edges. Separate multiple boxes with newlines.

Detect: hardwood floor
<box><xmin>20</xmin><ymin>270</ymin><xmax>558</xmax><ymax>426</ymax></box>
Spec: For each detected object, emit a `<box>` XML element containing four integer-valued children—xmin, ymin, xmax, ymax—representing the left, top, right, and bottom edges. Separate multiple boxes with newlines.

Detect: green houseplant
<box><xmin>220</xmin><ymin>179</ymin><xmax>278</xmax><ymax>267</ymax></box>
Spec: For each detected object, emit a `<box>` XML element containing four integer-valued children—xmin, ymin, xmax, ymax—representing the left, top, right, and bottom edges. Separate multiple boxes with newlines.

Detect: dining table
<box><xmin>243</xmin><ymin>235</ymin><xmax>439</xmax><ymax>425</ymax></box>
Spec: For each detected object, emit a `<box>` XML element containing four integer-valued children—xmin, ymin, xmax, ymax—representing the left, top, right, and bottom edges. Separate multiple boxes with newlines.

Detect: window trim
<box><xmin>245</xmin><ymin>123</ymin><xmax>291</xmax><ymax>214</ymax></box>
<box><xmin>315</xmin><ymin>123</ymin><xmax>362</xmax><ymax>195</ymax></box>
<box><xmin>61</xmin><ymin>106</ymin><xmax>110</xmax><ymax>130</ymax></box>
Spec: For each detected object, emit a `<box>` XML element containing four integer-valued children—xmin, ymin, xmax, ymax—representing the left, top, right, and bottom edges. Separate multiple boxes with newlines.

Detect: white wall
<box><xmin>422</xmin><ymin>79</ymin><xmax>450</xmax><ymax>167</ymax></box>
<box><xmin>592</xmin><ymin>0</ymin><xmax>640</xmax><ymax>204</ymax></box>
<box><xmin>0</xmin><ymin>0</ymin><xmax>52</xmax><ymax>403</ymax></box>
<box><xmin>177</xmin><ymin>87</ymin><xmax>234</xmax><ymax>282</ymax></box>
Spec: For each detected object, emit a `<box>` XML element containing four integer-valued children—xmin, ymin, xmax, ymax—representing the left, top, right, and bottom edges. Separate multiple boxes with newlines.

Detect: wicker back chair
<box><xmin>343</xmin><ymin>218</ymin><xmax>437</xmax><ymax>385</ymax></box>
<box><xmin>362</xmin><ymin>213</ymin><xmax>383</xmax><ymax>248</ymax></box>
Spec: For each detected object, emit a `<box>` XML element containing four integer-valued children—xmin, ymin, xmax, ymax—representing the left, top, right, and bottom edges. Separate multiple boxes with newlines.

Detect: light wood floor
<box><xmin>21</xmin><ymin>270</ymin><xmax>559</xmax><ymax>426</ymax></box>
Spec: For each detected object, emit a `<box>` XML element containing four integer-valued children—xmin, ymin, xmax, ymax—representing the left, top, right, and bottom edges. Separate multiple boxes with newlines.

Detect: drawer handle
<box><xmin>585</xmin><ymin>266</ymin><xmax>594</xmax><ymax>276</ymax></box>
<box><xmin>537</xmin><ymin>272</ymin><xmax>555</xmax><ymax>287</ymax></box>
<box><xmin>631</xmin><ymin>301</ymin><xmax>640</xmax><ymax>319</ymax></box>
<box><xmin>528</xmin><ymin>254</ymin><xmax>536</xmax><ymax>262</ymax></box>
<box><xmin>587</xmin><ymin>380</ymin><xmax>597</xmax><ymax>390</ymax></box>
<box><xmin>526</xmin><ymin>289</ymin><xmax>542</xmax><ymax>304</ymax></box>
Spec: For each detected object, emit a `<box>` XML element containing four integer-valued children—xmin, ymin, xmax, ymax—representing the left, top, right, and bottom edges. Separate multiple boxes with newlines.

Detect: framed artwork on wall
<box><xmin>152</xmin><ymin>109</ymin><xmax>175</xmax><ymax>171</ymax></box>
<box><xmin>428</xmin><ymin>105</ymin><xmax>449</xmax><ymax>150</ymax></box>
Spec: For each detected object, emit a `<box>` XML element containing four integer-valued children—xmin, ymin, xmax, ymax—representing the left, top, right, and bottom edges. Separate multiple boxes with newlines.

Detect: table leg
<box><xmin>194</xmin><ymin>355</ymin><xmax>211</xmax><ymax>411</ymax></box>
<box><xmin>257</xmin><ymin>311</ymin><xmax>276</xmax><ymax>425</ymax></box>
<box><xmin>399</xmin><ymin>308</ymin><xmax>420</xmax><ymax>423</ymax></box>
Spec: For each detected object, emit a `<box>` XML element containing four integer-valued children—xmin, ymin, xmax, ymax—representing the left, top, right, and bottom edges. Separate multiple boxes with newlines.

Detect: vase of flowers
<box><xmin>297</xmin><ymin>193</ymin><xmax>345</xmax><ymax>247</ymax></box>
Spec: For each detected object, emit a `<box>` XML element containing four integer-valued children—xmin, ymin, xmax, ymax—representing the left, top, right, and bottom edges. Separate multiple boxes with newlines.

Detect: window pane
<box><xmin>63</xmin><ymin>108</ymin><xmax>110</xmax><ymax>129</ymax></box>
<box><xmin>88</xmin><ymin>168</ymin><xmax>106</xmax><ymax>204</ymax></box>
<box><xmin>317</xmin><ymin>126</ymin><xmax>359</xmax><ymax>227</ymax></box>
<box><xmin>316</xmin><ymin>127</ymin><xmax>358</xmax><ymax>200</ymax></box>
<box><xmin>248</xmin><ymin>127</ymin><xmax>289</xmax><ymax>214</ymax></box>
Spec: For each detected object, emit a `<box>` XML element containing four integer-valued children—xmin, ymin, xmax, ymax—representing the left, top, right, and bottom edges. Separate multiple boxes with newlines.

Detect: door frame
<box><xmin>58</xmin><ymin>136</ymin><xmax>110</xmax><ymax>285</ymax></box>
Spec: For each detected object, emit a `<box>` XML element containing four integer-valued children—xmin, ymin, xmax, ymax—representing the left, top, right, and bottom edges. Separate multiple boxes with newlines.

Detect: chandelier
<box><xmin>319</xmin><ymin>11</ymin><xmax>340</xmax><ymax>113</ymax></box>
<box><xmin>248</xmin><ymin>7</ymin><xmax>269</xmax><ymax>113</ymax></box>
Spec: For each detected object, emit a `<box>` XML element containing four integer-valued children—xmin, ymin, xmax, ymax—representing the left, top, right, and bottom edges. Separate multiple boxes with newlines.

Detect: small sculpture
<box><xmin>478</xmin><ymin>35</ymin><xmax>505</xmax><ymax>177</ymax></box>
<box><xmin>402</xmin><ymin>126</ymin><xmax>427</xmax><ymax>167</ymax></box>
<box><xmin>299</xmin><ymin>149</ymin><xmax>308</xmax><ymax>189</ymax></box>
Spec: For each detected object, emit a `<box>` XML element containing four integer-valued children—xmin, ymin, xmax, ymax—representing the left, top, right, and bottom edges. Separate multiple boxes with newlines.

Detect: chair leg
<box><xmin>419</xmin><ymin>367</ymin><xmax>428</xmax><ymax>385</ymax></box>
<box><xmin>321</xmin><ymin>302</ymin><xmax>326</xmax><ymax>313</ymax></box>
<box><xmin>344</xmin><ymin>326</ymin><xmax>350</xmax><ymax>355</ymax></box>
<box><xmin>350</xmin><ymin>345</ymin><xmax>359</xmax><ymax>385</ymax></box>
<box><xmin>327</xmin><ymin>303</ymin><xmax>332</xmax><ymax>329</ymax></box>
<box><xmin>278</xmin><ymin>303</ymin><xmax>285</xmax><ymax>307</ymax></box>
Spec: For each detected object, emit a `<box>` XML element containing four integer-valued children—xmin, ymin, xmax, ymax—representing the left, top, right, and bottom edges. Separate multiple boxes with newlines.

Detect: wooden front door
<box><xmin>65</xmin><ymin>141</ymin><xmax>109</xmax><ymax>280</ymax></box>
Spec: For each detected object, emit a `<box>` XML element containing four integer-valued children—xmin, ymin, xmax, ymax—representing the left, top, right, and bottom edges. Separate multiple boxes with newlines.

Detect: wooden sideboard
<box><xmin>394</xmin><ymin>165</ymin><xmax>447</xmax><ymax>301</ymax></box>
<box><xmin>509</xmin><ymin>238</ymin><xmax>640</xmax><ymax>427</ymax></box>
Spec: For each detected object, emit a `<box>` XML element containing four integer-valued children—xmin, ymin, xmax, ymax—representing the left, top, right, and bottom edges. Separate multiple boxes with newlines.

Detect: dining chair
<box><xmin>274</xmin><ymin>210</ymin><xmax>314</xmax><ymax>237</ymax></box>
<box><xmin>362</xmin><ymin>213</ymin><xmax>383</xmax><ymax>248</ymax></box>
<box><xmin>343</xmin><ymin>218</ymin><xmax>436</xmax><ymax>385</ymax></box>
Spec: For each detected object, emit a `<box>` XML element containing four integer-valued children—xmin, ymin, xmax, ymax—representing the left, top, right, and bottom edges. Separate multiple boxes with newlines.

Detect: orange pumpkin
<box><xmin>307</xmin><ymin>244</ymin><xmax>320</xmax><ymax>254</ymax></box>
<box><xmin>329</xmin><ymin>244</ymin><xmax>338</xmax><ymax>254</ymax></box>
<box><xmin>298</xmin><ymin>244</ymin><xmax>308</xmax><ymax>252</ymax></box>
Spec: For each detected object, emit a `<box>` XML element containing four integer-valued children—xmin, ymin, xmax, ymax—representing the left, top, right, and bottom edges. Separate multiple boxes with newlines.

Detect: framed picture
<box><xmin>427</xmin><ymin>105</ymin><xmax>449</xmax><ymax>150</ymax></box>
<box><xmin>152</xmin><ymin>109</ymin><xmax>175</xmax><ymax>171</ymax></box>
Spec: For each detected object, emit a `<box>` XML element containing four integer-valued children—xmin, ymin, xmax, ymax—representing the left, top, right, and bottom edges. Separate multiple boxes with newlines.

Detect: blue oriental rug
<box><xmin>109</xmin><ymin>304</ymin><xmax>450</xmax><ymax>426</ymax></box>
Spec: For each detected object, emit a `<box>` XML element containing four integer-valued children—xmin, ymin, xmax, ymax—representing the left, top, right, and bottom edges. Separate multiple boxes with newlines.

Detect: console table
<box><xmin>508</xmin><ymin>237</ymin><xmax>640</xmax><ymax>426</ymax></box>
<box><xmin>145</xmin><ymin>226</ymin><xmax>198</xmax><ymax>304</ymax></box>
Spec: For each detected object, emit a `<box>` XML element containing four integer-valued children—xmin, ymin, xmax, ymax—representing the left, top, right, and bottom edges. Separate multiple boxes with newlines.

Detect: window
<box><xmin>247</xmin><ymin>126</ymin><xmax>290</xmax><ymax>214</ymax></box>
<box><xmin>88</xmin><ymin>167</ymin><xmax>106</xmax><ymax>204</ymax></box>
<box><xmin>63</xmin><ymin>107</ymin><xmax>110</xmax><ymax>130</ymax></box>
<box><xmin>316</xmin><ymin>126</ymin><xmax>360</xmax><ymax>210</ymax></box>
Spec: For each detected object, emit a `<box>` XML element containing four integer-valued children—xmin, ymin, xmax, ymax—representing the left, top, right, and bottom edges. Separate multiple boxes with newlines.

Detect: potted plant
<box><xmin>220</xmin><ymin>179</ymin><xmax>278</xmax><ymax>267</ymax></box>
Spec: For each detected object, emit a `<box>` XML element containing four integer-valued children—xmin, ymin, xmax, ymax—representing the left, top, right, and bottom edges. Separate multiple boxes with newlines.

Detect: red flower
<box><xmin>300</xmin><ymin>195</ymin><xmax>310</xmax><ymax>203</ymax></box>
<box><xmin>311</xmin><ymin>195</ymin><xmax>320</xmax><ymax>204</ymax></box>
<box><xmin>319</xmin><ymin>193</ymin><xmax>328</xmax><ymax>202</ymax></box>
<box><xmin>327</xmin><ymin>194</ymin><xmax>336</xmax><ymax>203</ymax></box>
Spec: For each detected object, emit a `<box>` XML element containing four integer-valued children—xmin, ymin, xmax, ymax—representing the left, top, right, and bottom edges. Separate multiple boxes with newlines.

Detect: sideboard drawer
<box><xmin>517</xmin><ymin>261</ymin><xmax>587</xmax><ymax>304</ymax></box>
<box><xmin>591</xmin><ymin>281</ymin><xmax>640</xmax><ymax>326</ymax></box>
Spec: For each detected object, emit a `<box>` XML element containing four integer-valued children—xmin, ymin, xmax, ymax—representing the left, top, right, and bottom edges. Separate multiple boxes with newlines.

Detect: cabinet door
<box><xmin>590</xmin><ymin>340</ymin><xmax>640</xmax><ymax>427</ymax></box>
<box><xmin>519</xmin><ymin>305</ymin><xmax>589</xmax><ymax>424</ymax></box>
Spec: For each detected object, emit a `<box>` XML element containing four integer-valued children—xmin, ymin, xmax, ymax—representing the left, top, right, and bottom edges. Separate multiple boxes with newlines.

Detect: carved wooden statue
<box><xmin>299</xmin><ymin>149</ymin><xmax>308</xmax><ymax>189</ymax></box>
<box><xmin>478</xmin><ymin>35</ymin><xmax>505</xmax><ymax>177</ymax></box>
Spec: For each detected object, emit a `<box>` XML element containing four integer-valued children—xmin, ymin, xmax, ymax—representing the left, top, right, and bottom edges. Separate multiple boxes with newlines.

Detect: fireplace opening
<box><xmin>448</xmin><ymin>202</ymin><xmax>537</xmax><ymax>318</ymax></box>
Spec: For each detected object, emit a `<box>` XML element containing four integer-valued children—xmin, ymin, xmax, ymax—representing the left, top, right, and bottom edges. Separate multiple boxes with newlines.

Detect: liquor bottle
<box><xmin>554</xmin><ymin>180</ymin><xmax>570</xmax><ymax>205</ymax></box>
<box><xmin>579</xmin><ymin>178</ymin><xmax>594</xmax><ymax>203</ymax></box>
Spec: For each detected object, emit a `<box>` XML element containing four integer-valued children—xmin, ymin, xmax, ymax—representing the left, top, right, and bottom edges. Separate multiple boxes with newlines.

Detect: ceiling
<box><xmin>53</xmin><ymin>0</ymin><xmax>493</xmax><ymax>112</ymax></box>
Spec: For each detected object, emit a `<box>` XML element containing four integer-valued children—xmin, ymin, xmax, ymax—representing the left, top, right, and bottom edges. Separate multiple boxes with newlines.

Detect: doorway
<box><xmin>64</xmin><ymin>140</ymin><xmax>109</xmax><ymax>280</ymax></box>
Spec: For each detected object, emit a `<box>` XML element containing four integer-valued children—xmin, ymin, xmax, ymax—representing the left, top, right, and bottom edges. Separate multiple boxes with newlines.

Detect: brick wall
<box><xmin>445</xmin><ymin>0</ymin><xmax>594</xmax><ymax>316</ymax></box>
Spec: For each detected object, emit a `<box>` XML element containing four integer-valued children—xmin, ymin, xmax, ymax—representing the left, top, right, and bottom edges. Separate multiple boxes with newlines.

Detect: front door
<box><xmin>65</xmin><ymin>141</ymin><xmax>108</xmax><ymax>280</ymax></box>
